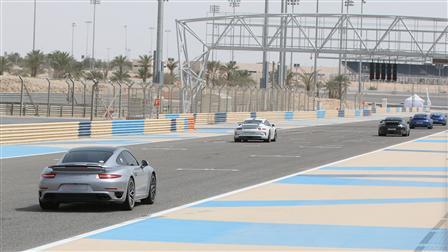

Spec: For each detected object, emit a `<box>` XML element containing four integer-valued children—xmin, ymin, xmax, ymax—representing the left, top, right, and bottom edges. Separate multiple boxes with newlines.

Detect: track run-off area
<box><xmin>0</xmin><ymin>116</ymin><xmax>446</xmax><ymax>251</ymax></box>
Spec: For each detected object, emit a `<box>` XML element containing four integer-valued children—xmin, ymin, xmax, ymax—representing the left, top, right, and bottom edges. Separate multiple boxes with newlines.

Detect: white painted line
<box><xmin>298</xmin><ymin>145</ymin><xmax>344</xmax><ymax>149</ymax></box>
<box><xmin>250</xmin><ymin>154</ymin><xmax>301</xmax><ymax>158</ymax></box>
<box><xmin>0</xmin><ymin>151</ymin><xmax>67</xmax><ymax>160</ymax></box>
<box><xmin>27</xmin><ymin>130</ymin><xmax>447</xmax><ymax>252</ymax></box>
<box><xmin>176</xmin><ymin>168</ymin><xmax>239</xmax><ymax>172</ymax></box>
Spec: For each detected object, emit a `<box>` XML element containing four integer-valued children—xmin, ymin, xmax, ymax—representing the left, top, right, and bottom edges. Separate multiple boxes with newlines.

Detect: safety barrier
<box><xmin>2</xmin><ymin>108</ymin><xmax>405</xmax><ymax>144</ymax></box>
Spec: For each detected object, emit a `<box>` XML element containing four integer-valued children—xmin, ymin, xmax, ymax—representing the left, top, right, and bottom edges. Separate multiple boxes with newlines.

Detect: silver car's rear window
<box><xmin>243</xmin><ymin>124</ymin><xmax>258</xmax><ymax>129</ymax></box>
<box><xmin>62</xmin><ymin>151</ymin><xmax>113</xmax><ymax>163</ymax></box>
<box><xmin>244</xmin><ymin>120</ymin><xmax>262</xmax><ymax>124</ymax></box>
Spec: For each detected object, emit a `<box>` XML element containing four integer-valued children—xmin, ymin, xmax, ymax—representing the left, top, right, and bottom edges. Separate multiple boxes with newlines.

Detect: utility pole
<box><xmin>278</xmin><ymin>0</ymin><xmax>286</xmax><ymax>88</ymax></box>
<box><xmin>313</xmin><ymin>0</ymin><xmax>319</xmax><ymax>110</ymax></box>
<box><xmin>287</xmin><ymin>0</ymin><xmax>299</xmax><ymax>73</ymax></box>
<box><xmin>84</xmin><ymin>21</ymin><xmax>92</xmax><ymax>59</ymax></box>
<box><xmin>209</xmin><ymin>5</ymin><xmax>221</xmax><ymax>62</ymax></box>
<box><xmin>261</xmin><ymin>0</ymin><xmax>269</xmax><ymax>88</ymax></box>
<box><xmin>358</xmin><ymin>0</ymin><xmax>366</xmax><ymax>109</ymax></box>
<box><xmin>154</xmin><ymin>0</ymin><xmax>169</xmax><ymax>85</ymax></box>
<box><xmin>71</xmin><ymin>22</ymin><xmax>76</xmax><ymax>57</ymax></box>
<box><xmin>124</xmin><ymin>25</ymin><xmax>128</xmax><ymax>57</ymax></box>
<box><xmin>344</xmin><ymin>0</ymin><xmax>354</xmax><ymax>75</ymax></box>
<box><xmin>90</xmin><ymin>0</ymin><xmax>100</xmax><ymax>70</ymax></box>
<box><xmin>32</xmin><ymin>0</ymin><xmax>37</xmax><ymax>51</ymax></box>
<box><xmin>338</xmin><ymin>0</ymin><xmax>344</xmax><ymax>75</ymax></box>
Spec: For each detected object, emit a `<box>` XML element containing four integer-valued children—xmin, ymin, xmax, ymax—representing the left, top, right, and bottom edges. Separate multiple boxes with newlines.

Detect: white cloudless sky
<box><xmin>1</xmin><ymin>0</ymin><xmax>447</xmax><ymax>66</ymax></box>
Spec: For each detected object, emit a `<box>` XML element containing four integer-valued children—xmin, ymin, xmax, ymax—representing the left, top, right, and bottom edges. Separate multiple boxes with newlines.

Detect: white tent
<box><xmin>404</xmin><ymin>94</ymin><xmax>425</xmax><ymax>108</ymax></box>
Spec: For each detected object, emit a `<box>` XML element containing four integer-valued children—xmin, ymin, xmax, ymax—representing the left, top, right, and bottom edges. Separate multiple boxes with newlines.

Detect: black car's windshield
<box><xmin>431</xmin><ymin>113</ymin><xmax>443</xmax><ymax>117</ymax></box>
<box><xmin>62</xmin><ymin>150</ymin><xmax>113</xmax><ymax>163</ymax></box>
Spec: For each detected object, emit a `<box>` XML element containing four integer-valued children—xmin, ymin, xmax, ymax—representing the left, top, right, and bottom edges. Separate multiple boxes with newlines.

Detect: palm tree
<box><xmin>84</xmin><ymin>70</ymin><xmax>104</xmax><ymax>81</ymax></box>
<box><xmin>166</xmin><ymin>58</ymin><xmax>177</xmax><ymax>77</ymax></box>
<box><xmin>297</xmin><ymin>71</ymin><xmax>317</xmax><ymax>92</ymax></box>
<box><xmin>0</xmin><ymin>56</ymin><xmax>11</xmax><ymax>75</ymax></box>
<box><xmin>206</xmin><ymin>61</ymin><xmax>222</xmax><ymax>86</ymax></box>
<box><xmin>286</xmin><ymin>70</ymin><xmax>295</xmax><ymax>87</ymax></box>
<box><xmin>137</xmin><ymin>55</ymin><xmax>152</xmax><ymax>83</ymax></box>
<box><xmin>220</xmin><ymin>61</ymin><xmax>238</xmax><ymax>82</ymax></box>
<box><xmin>231</xmin><ymin>70</ymin><xmax>256</xmax><ymax>87</ymax></box>
<box><xmin>25</xmin><ymin>50</ymin><xmax>45</xmax><ymax>77</ymax></box>
<box><xmin>325</xmin><ymin>74</ymin><xmax>350</xmax><ymax>99</ymax></box>
<box><xmin>48</xmin><ymin>51</ymin><xmax>73</xmax><ymax>78</ymax></box>
<box><xmin>110</xmin><ymin>55</ymin><xmax>132</xmax><ymax>82</ymax></box>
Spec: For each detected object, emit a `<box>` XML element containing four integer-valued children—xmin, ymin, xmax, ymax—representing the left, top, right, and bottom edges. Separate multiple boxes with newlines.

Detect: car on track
<box><xmin>38</xmin><ymin>146</ymin><xmax>156</xmax><ymax>211</ymax></box>
<box><xmin>409</xmin><ymin>113</ymin><xmax>433</xmax><ymax>129</ymax></box>
<box><xmin>430</xmin><ymin>113</ymin><xmax>447</xmax><ymax>126</ymax></box>
<box><xmin>378</xmin><ymin>117</ymin><xmax>410</xmax><ymax>137</ymax></box>
<box><xmin>234</xmin><ymin>118</ymin><xmax>277</xmax><ymax>142</ymax></box>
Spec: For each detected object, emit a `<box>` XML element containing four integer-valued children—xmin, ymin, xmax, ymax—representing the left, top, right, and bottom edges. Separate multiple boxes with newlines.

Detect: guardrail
<box><xmin>1</xmin><ymin>108</ymin><xmax>402</xmax><ymax>145</ymax></box>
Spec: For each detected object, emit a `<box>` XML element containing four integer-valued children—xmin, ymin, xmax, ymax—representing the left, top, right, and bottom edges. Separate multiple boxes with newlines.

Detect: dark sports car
<box><xmin>430</xmin><ymin>113</ymin><xmax>447</xmax><ymax>126</ymax></box>
<box><xmin>378</xmin><ymin>117</ymin><xmax>410</xmax><ymax>137</ymax></box>
<box><xmin>410</xmin><ymin>114</ymin><xmax>433</xmax><ymax>129</ymax></box>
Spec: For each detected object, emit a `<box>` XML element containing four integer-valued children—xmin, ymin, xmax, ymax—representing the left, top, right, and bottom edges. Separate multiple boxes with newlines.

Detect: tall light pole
<box><xmin>149</xmin><ymin>26</ymin><xmax>155</xmax><ymax>54</ymax></box>
<box><xmin>261</xmin><ymin>0</ymin><xmax>269</xmax><ymax>88</ymax></box>
<box><xmin>344</xmin><ymin>0</ymin><xmax>354</xmax><ymax>75</ymax></box>
<box><xmin>124</xmin><ymin>25</ymin><xmax>128</xmax><ymax>57</ymax></box>
<box><xmin>154</xmin><ymin>0</ymin><xmax>169</xmax><ymax>85</ymax></box>
<box><xmin>287</xmin><ymin>0</ymin><xmax>299</xmax><ymax>75</ymax></box>
<box><xmin>313</xmin><ymin>0</ymin><xmax>319</xmax><ymax>110</ymax></box>
<box><xmin>84</xmin><ymin>21</ymin><xmax>92</xmax><ymax>59</ymax></box>
<box><xmin>165</xmin><ymin>29</ymin><xmax>171</xmax><ymax>60</ymax></box>
<box><xmin>71</xmin><ymin>22</ymin><xmax>76</xmax><ymax>57</ymax></box>
<box><xmin>338</xmin><ymin>0</ymin><xmax>344</xmax><ymax>75</ymax></box>
<box><xmin>278</xmin><ymin>0</ymin><xmax>287</xmax><ymax>88</ymax></box>
<box><xmin>228</xmin><ymin>0</ymin><xmax>241</xmax><ymax>62</ymax></box>
<box><xmin>358</xmin><ymin>0</ymin><xmax>366</xmax><ymax>109</ymax></box>
<box><xmin>90</xmin><ymin>0</ymin><xmax>100</xmax><ymax>70</ymax></box>
<box><xmin>32</xmin><ymin>0</ymin><xmax>37</xmax><ymax>51</ymax></box>
<box><xmin>209</xmin><ymin>5</ymin><xmax>221</xmax><ymax>62</ymax></box>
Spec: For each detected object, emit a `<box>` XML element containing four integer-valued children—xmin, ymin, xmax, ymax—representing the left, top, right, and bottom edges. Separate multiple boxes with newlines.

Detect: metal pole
<box><xmin>46</xmin><ymin>78</ymin><xmax>51</xmax><ymax>116</ymax></box>
<box><xmin>32</xmin><ymin>0</ymin><xmax>37</xmax><ymax>51</ymax></box>
<box><xmin>85</xmin><ymin>21</ymin><xmax>91</xmax><ymax>59</ymax></box>
<box><xmin>124</xmin><ymin>25</ymin><xmax>128</xmax><ymax>57</ymax></box>
<box><xmin>278</xmin><ymin>0</ymin><xmax>285</xmax><ymax>88</ymax></box>
<box><xmin>338</xmin><ymin>0</ymin><xmax>343</xmax><ymax>75</ymax></box>
<box><xmin>70</xmin><ymin>78</ymin><xmax>75</xmax><ymax>117</ymax></box>
<box><xmin>358</xmin><ymin>0</ymin><xmax>365</xmax><ymax>109</ymax></box>
<box><xmin>313</xmin><ymin>0</ymin><xmax>319</xmax><ymax>110</ymax></box>
<box><xmin>155</xmin><ymin>0</ymin><xmax>166</xmax><ymax>86</ymax></box>
<box><xmin>117</xmin><ymin>82</ymin><xmax>122</xmax><ymax>118</ymax></box>
<box><xmin>261</xmin><ymin>0</ymin><xmax>269</xmax><ymax>88</ymax></box>
<box><xmin>71</xmin><ymin>23</ymin><xmax>76</xmax><ymax>57</ymax></box>
<box><xmin>90</xmin><ymin>80</ymin><xmax>98</xmax><ymax>121</ymax></box>
<box><xmin>19</xmin><ymin>76</ymin><xmax>24</xmax><ymax>116</ymax></box>
<box><xmin>91</xmin><ymin>0</ymin><xmax>99</xmax><ymax>70</ymax></box>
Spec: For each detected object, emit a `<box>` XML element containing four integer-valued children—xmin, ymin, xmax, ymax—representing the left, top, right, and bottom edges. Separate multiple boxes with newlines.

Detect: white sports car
<box><xmin>234</xmin><ymin>118</ymin><xmax>277</xmax><ymax>142</ymax></box>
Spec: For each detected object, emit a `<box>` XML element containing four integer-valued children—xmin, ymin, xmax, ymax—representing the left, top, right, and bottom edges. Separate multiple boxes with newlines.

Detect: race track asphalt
<box><xmin>1</xmin><ymin>121</ymin><xmax>446</xmax><ymax>251</ymax></box>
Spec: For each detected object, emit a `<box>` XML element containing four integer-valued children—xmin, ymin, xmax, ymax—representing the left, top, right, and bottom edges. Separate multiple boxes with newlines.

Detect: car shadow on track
<box><xmin>15</xmin><ymin>202</ymin><xmax>138</xmax><ymax>213</ymax></box>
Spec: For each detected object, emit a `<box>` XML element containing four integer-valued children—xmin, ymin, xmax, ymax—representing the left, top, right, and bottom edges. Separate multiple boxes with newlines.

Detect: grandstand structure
<box><xmin>176</xmin><ymin>13</ymin><xmax>448</xmax><ymax>89</ymax></box>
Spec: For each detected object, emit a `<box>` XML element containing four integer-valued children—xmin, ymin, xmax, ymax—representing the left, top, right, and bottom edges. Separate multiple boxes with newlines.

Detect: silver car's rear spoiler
<box><xmin>49</xmin><ymin>164</ymin><xmax>106</xmax><ymax>172</ymax></box>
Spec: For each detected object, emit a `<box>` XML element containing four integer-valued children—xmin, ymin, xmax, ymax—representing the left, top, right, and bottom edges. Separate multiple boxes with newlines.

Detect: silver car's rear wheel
<box><xmin>142</xmin><ymin>173</ymin><xmax>156</xmax><ymax>204</ymax></box>
<box><xmin>122</xmin><ymin>179</ymin><xmax>135</xmax><ymax>210</ymax></box>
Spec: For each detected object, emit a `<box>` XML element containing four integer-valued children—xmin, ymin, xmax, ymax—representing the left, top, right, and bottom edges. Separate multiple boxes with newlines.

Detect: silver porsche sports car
<box><xmin>38</xmin><ymin>146</ymin><xmax>156</xmax><ymax>210</ymax></box>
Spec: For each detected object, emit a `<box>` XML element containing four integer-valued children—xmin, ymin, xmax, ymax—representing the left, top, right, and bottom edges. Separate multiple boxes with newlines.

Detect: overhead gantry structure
<box><xmin>176</xmin><ymin>13</ymin><xmax>448</xmax><ymax>89</ymax></box>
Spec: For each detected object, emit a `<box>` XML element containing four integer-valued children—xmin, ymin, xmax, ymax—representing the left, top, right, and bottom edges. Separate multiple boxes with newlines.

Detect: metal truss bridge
<box><xmin>176</xmin><ymin>13</ymin><xmax>448</xmax><ymax>89</ymax></box>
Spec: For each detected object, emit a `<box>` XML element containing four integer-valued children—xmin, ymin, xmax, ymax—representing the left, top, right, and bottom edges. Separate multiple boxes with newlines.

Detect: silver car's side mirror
<box><xmin>141</xmin><ymin>160</ymin><xmax>149</xmax><ymax>168</ymax></box>
<box><xmin>271</xmin><ymin>124</ymin><xmax>275</xmax><ymax>127</ymax></box>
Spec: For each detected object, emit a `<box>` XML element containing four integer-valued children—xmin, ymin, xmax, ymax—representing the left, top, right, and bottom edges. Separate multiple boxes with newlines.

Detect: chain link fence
<box><xmin>0</xmin><ymin>76</ymin><xmax>320</xmax><ymax>120</ymax></box>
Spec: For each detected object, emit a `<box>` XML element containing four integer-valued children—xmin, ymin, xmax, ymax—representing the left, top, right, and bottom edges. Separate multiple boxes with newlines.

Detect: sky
<box><xmin>1</xmin><ymin>0</ymin><xmax>447</xmax><ymax>66</ymax></box>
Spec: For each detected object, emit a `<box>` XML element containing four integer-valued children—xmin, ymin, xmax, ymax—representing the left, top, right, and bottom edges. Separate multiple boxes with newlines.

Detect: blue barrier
<box><xmin>284</xmin><ymin>111</ymin><xmax>294</xmax><ymax>120</ymax></box>
<box><xmin>112</xmin><ymin>120</ymin><xmax>145</xmax><ymax>135</ymax></box>
<box><xmin>338</xmin><ymin>110</ymin><xmax>345</xmax><ymax>118</ymax></box>
<box><xmin>78</xmin><ymin>121</ymin><xmax>91</xmax><ymax>137</ymax></box>
<box><xmin>386</xmin><ymin>107</ymin><xmax>391</xmax><ymax>113</ymax></box>
<box><xmin>184</xmin><ymin>118</ymin><xmax>189</xmax><ymax>130</ymax></box>
<box><xmin>250</xmin><ymin>112</ymin><xmax>257</xmax><ymax>118</ymax></box>
<box><xmin>170</xmin><ymin>119</ymin><xmax>176</xmax><ymax>131</ymax></box>
<box><xmin>363</xmin><ymin>109</ymin><xmax>371</xmax><ymax>116</ymax></box>
<box><xmin>215</xmin><ymin>112</ymin><xmax>227</xmax><ymax>123</ymax></box>
<box><xmin>396</xmin><ymin>107</ymin><xmax>402</xmax><ymax>112</ymax></box>
<box><xmin>316</xmin><ymin>110</ymin><xmax>326</xmax><ymax>119</ymax></box>
<box><xmin>164</xmin><ymin>114</ymin><xmax>180</xmax><ymax>119</ymax></box>
<box><xmin>355</xmin><ymin>110</ymin><xmax>361</xmax><ymax>117</ymax></box>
